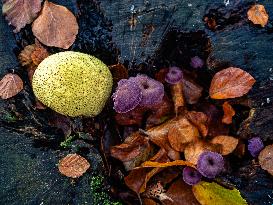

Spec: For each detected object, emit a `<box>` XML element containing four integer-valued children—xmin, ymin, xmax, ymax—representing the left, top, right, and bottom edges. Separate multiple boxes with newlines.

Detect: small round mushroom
<box><xmin>190</xmin><ymin>56</ymin><xmax>204</xmax><ymax>69</ymax></box>
<box><xmin>130</xmin><ymin>74</ymin><xmax>164</xmax><ymax>106</ymax></box>
<box><xmin>183</xmin><ymin>166</ymin><xmax>202</xmax><ymax>185</ymax></box>
<box><xmin>112</xmin><ymin>79</ymin><xmax>142</xmax><ymax>113</ymax></box>
<box><xmin>248</xmin><ymin>137</ymin><xmax>264</xmax><ymax>157</ymax></box>
<box><xmin>165</xmin><ymin>67</ymin><xmax>183</xmax><ymax>84</ymax></box>
<box><xmin>197</xmin><ymin>151</ymin><xmax>224</xmax><ymax>179</ymax></box>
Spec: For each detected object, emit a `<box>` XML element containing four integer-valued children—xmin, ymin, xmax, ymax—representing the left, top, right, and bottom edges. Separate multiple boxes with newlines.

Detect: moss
<box><xmin>32</xmin><ymin>51</ymin><xmax>113</xmax><ymax>117</ymax></box>
<box><xmin>90</xmin><ymin>175</ymin><xmax>122</xmax><ymax>205</ymax></box>
<box><xmin>60</xmin><ymin>135</ymin><xmax>75</xmax><ymax>148</ymax></box>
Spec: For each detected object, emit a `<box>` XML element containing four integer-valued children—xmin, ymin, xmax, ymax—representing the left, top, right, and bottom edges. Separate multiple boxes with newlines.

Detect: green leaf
<box><xmin>192</xmin><ymin>181</ymin><xmax>248</xmax><ymax>205</ymax></box>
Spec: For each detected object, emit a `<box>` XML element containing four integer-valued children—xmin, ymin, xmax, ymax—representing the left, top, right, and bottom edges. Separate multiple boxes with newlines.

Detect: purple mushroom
<box><xmin>190</xmin><ymin>56</ymin><xmax>204</xmax><ymax>69</ymax></box>
<box><xmin>248</xmin><ymin>137</ymin><xmax>264</xmax><ymax>157</ymax></box>
<box><xmin>197</xmin><ymin>151</ymin><xmax>224</xmax><ymax>179</ymax></box>
<box><xmin>183</xmin><ymin>166</ymin><xmax>202</xmax><ymax>185</ymax></box>
<box><xmin>165</xmin><ymin>67</ymin><xmax>183</xmax><ymax>84</ymax></box>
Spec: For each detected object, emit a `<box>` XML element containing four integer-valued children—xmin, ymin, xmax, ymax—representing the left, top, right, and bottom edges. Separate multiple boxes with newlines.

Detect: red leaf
<box><xmin>222</xmin><ymin>101</ymin><xmax>235</xmax><ymax>124</ymax></box>
<box><xmin>209</xmin><ymin>67</ymin><xmax>255</xmax><ymax>99</ymax></box>
<box><xmin>32</xmin><ymin>1</ymin><xmax>79</xmax><ymax>49</ymax></box>
<box><xmin>2</xmin><ymin>0</ymin><xmax>41</xmax><ymax>32</ymax></box>
<box><xmin>0</xmin><ymin>74</ymin><xmax>23</xmax><ymax>99</ymax></box>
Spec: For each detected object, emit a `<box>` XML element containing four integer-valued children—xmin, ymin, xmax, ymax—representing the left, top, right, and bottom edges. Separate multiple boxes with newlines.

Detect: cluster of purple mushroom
<box><xmin>112</xmin><ymin>74</ymin><xmax>165</xmax><ymax>113</ymax></box>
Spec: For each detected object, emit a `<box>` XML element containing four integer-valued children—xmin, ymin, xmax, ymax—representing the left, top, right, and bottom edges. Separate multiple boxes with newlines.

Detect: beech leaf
<box><xmin>258</xmin><ymin>144</ymin><xmax>273</xmax><ymax>176</ymax></box>
<box><xmin>2</xmin><ymin>0</ymin><xmax>41</xmax><ymax>33</ymax></box>
<box><xmin>192</xmin><ymin>181</ymin><xmax>248</xmax><ymax>205</ymax></box>
<box><xmin>222</xmin><ymin>101</ymin><xmax>235</xmax><ymax>124</ymax></box>
<box><xmin>211</xmin><ymin>135</ymin><xmax>239</xmax><ymax>155</ymax></box>
<box><xmin>32</xmin><ymin>1</ymin><xmax>79</xmax><ymax>49</ymax></box>
<box><xmin>209</xmin><ymin>67</ymin><xmax>255</xmax><ymax>99</ymax></box>
<box><xmin>0</xmin><ymin>74</ymin><xmax>23</xmax><ymax>99</ymax></box>
<box><xmin>247</xmin><ymin>4</ymin><xmax>269</xmax><ymax>27</ymax></box>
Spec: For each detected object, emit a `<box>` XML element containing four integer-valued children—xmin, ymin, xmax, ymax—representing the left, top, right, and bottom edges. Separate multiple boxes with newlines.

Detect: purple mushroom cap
<box><xmin>112</xmin><ymin>79</ymin><xmax>142</xmax><ymax>113</ymax></box>
<box><xmin>183</xmin><ymin>166</ymin><xmax>202</xmax><ymax>185</ymax></box>
<box><xmin>190</xmin><ymin>56</ymin><xmax>204</xmax><ymax>69</ymax></box>
<box><xmin>248</xmin><ymin>137</ymin><xmax>264</xmax><ymax>157</ymax></box>
<box><xmin>197</xmin><ymin>151</ymin><xmax>224</xmax><ymax>179</ymax></box>
<box><xmin>165</xmin><ymin>67</ymin><xmax>183</xmax><ymax>84</ymax></box>
<box><xmin>130</xmin><ymin>74</ymin><xmax>164</xmax><ymax>106</ymax></box>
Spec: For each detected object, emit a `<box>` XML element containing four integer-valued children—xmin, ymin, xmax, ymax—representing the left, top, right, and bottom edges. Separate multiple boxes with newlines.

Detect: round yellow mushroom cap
<box><xmin>32</xmin><ymin>51</ymin><xmax>113</xmax><ymax>117</ymax></box>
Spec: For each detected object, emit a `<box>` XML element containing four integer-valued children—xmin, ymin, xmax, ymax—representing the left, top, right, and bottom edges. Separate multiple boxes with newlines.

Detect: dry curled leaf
<box><xmin>2</xmin><ymin>0</ymin><xmax>41</xmax><ymax>33</ymax></box>
<box><xmin>167</xmin><ymin>117</ymin><xmax>199</xmax><ymax>152</ymax></box>
<box><xmin>170</xmin><ymin>82</ymin><xmax>185</xmax><ymax>115</ymax></box>
<box><xmin>211</xmin><ymin>135</ymin><xmax>239</xmax><ymax>155</ymax></box>
<box><xmin>222</xmin><ymin>101</ymin><xmax>235</xmax><ymax>124</ymax></box>
<box><xmin>32</xmin><ymin>1</ymin><xmax>79</xmax><ymax>49</ymax></box>
<box><xmin>0</xmin><ymin>74</ymin><xmax>23</xmax><ymax>99</ymax></box>
<box><xmin>58</xmin><ymin>153</ymin><xmax>90</xmax><ymax>178</ymax></box>
<box><xmin>184</xmin><ymin>141</ymin><xmax>221</xmax><ymax>165</ymax></box>
<box><xmin>258</xmin><ymin>144</ymin><xmax>273</xmax><ymax>176</ymax></box>
<box><xmin>209</xmin><ymin>67</ymin><xmax>255</xmax><ymax>99</ymax></box>
<box><xmin>110</xmin><ymin>132</ymin><xmax>151</xmax><ymax>170</ymax></box>
<box><xmin>31</xmin><ymin>43</ymin><xmax>49</xmax><ymax>65</ymax></box>
<box><xmin>18</xmin><ymin>45</ymin><xmax>36</xmax><ymax>67</ymax></box>
<box><xmin>183</xmin><ymin>74</ymin><xmax>203</xmax><ymax>104</ymax></box>
<box><xmin>115</xmin><ymin>107</ymin><xmax>145</xmax><ymax>126</ymax></box>
<box><xmin>138</xmin><ymin>160</ymin><xmax>195</xmax><ymax>169</ymax></box>
<box><xmin>247</xmin><ymin>4</ymin><xmax>269</xmax><ymax>27</ymax></box>
<box><xmin>186</xmin><ymin>111</ymin><xmax>208</xmax><ymax>137</ymax></box>
<box><xmin>109</xmin><ymin>63</ymin><xmax>128</xmax><ymax>84</ymax></box>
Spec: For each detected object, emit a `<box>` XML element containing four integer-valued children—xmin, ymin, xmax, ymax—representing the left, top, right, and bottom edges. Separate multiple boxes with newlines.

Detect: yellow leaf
<box><xmin>138</xmin><ymin>160</ymin><xmax>195</xmax><ymax>168</ymax></box>
<box><xmin>192</xmin><ymin>181</ymin><xmax>248</xmax><ymax>205</ymax></box>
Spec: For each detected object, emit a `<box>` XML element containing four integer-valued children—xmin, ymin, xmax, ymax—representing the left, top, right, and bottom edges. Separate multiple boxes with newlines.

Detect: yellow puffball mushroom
<box><xmin>32</xmin><ymin>51</ymin><xmax>113</xmax><ymax>117</ymax></box>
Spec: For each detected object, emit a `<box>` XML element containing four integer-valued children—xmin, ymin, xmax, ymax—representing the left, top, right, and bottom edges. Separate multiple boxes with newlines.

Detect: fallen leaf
<box><xmin>34</xmin><ymin>100</ymin><xmax>47</xmax><ymax>110</ymax></box>
<box><xmin>139</xmin><ymin>160</ymin><xmax>195</xmax><ymax>168</ymax></box>
<box><xmin>258</xmin><ymin>144</ymin><xmax>273</xmax><ymax>176</ymax></box>
<box><xmin>0</xmin><ymin>74</ymin><xmax>23</xmax><ymax>99</ymax></box>
<box><xmin>18</xmin><ymin>45</ymin><xmax>36</xmax><ymax>67</ymax></box>
<box><xmin>170</xmin><ymin>82</ymin><xmax>185</xmax><ymax>115</ymax></box>
<box><xmin>233</xmin><ymin>140</ymin><xmax>246</xmax><ymax>158</ymax></box>
<box><xmin>167</xmin><ymin>117</ymin><xmax>199</xmax><ymax>152</ymax></box>
<box><xmin>110</xmin><ymin>132</ymin><xmax>151</xmax><ymax>170</ymax></box>
<box><xmin>109</xmin><ymin>63</ymin><xmax>128</xmax><ymax>84</ymax></box>
<box><xmin>184</xmin><ymin>141</ymin><xmax>221</xmax><ymax>165</ymax></box>
<box><xmin>58</xmin><ymin>153</ymin><xmax>90</xmax><ymax>178</ymax></box>
<box><xmin>247</xmin><ymin>4</ymin><xmax>269</xmax><ymax>27</ymax></box>
<box><xmin>155</xmin><ymin>68</ymin><xmax>169</xmax><ymax>83</ymax></box>
<box><xmin>192</xmin><ymin>181</ymin><xmax>248</xmax><ymax>205</ymax></box>
<box><xmin>183</xmin><ymin>74</ymin><xmax>203</xmax><ymax>104</ymax></box>
<box><xmin>124</xmin><ymin>149</ymin><xmax>169</xmax><ymax>193</ymax></box>
<box><xmin>115</xmin><ymin>107</ymin><xmax>146</xmax><ymax>126</ymax></box>
<box><xmin>211</xmin><ymin>135</ymin><xmax>239</xmax><ymax>155</ymax></box>
<box><xmin>2</xmin><ymin>0</ymin><xmax>41</xmax><ymax>32</ymax></box>
<box><xmin>144</xmin><ymin>182</ymin><xmax>173</xmax><ymax>202</ymax></box>
<box><xmin>31</xmin><ymin>42</ymin><xmax>49</xmax><ymax>65</ymax></box>
<box><xmin>209</xmin><ymin>67</ymin><xmax>255</xmax><ymax>99</ymax></box>
<box><xmin>143</xmin><ymin>198</ymin><xmax>157</xmax><ymax>205</ymax></box>
<box><xmin>32</xmin><ymin>1</ymin><xmax>79</xmax><ymax>49</ymax></box>
<box><xmin>162</xmin><ymin>178</ymin><xmax>200</xmax><ymax>205</ymax></box>
<box><xmin>49</xmin><ymin>113</ymin><xmax>72</xmax><ymax>137</ymax></box>
<box><xmin>222</xmin><ymin>101</ymin><xmax>235</xmax><ymax>124</ymax></box>
<box><xmin>186</xmin><ymin>111</ymin><xmax>208</xmax><ymax>137</ymax></box>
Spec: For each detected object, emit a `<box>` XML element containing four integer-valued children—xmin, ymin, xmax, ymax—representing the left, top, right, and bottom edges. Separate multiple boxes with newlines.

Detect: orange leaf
<box><xmin>211</xmin><ymin>135</ymin><xmax>239</xmax><ymax>155</ymax></box>
<box><xmin>18</xmin><ymin>45</ymin><xmax>36</xmax><ymax>67</ymax></box>
<box><xmin>247</xmin><ymin>4</ymin><xmax>269</xmax><ymax>27</ymax></box>
<box><xmin>139</xmin><ymin>160</ymin><xmax>195</xmax><ymax>168</ymax></box>
<box><xmin>184</xmin><ymin>141</ymin><xmax>221</xmax><ymax>165</ymax></box>
<box><xmin>32</xmin><ymin>1</ymin><xmax>79</xmax><ymax>49</ymax></box>
<box><xmin>186</xmin><ymin>111</ymin><xmax>208</xmax><ymax>137</ymax></box>
<box><xmin>31</xmin><ymin>42</ymin><xmax>49</xmax><ymax>65</ymax></box>
<box><xmin>170</xmin><ymin>82</ymin><xmax>185</xmax><ymax>115</ymax></box>
<box><xmin>258</xmin><ymin>144</ymin><xmax>273</xmax><ymax>176</ymax></box>
<box><xmin>167</xmin><ymin>117</ymin><xmax>199</xmax><ymax>152</ymax></box>
<box><xmin>222</xmin><ymin>101</ymin><xmax>235</xmax><ymax>124</ymax></box>
<box><xmin>209</xmin><ymin>67</ymin><xmax>255</xmax><ymax>99</ymax></box>
<box><xmin>2</xmin><ymin>0</ymin><xmax>41</xmax><ymax>32</ymax></box>
<box><xmin>0</xmin><ymin>74</ymin><xmax>23</xmax><ymax>99</ymax></box>
<box><xmin>58</xmin><ymin>153</ymin><xmax>90</xmax><ymax>178</ymax></box>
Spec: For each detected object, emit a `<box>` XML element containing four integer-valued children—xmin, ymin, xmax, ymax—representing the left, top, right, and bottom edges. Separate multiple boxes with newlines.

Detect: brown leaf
<box><xmin>167</xmin><ymin>117</ymin><xmax>199</xmax><ymax>152</ymax></box>
<box><xmin>247</xmin><ymin>4</ymin><xmax>269</xmax><ymax>27</ymax></box>
<box><xmin>0</xmin><ymin>74</ymin><xmax>23</xmax><ymax>99</ymax></box>
<box><xmin>109</xmin><ymin>63</ymin><xmax>128</xmax><ymax>84</ymax></box>
<box><xmin>34</xmin><ymin>100</ymin><xmax>47</xmax><ymax>110</ymax></box>
<box><xmin>31</xmin><ymin>42</ymin><xmax>49</xmax><ymax>65</ymax></box>
<box><xmin>222</xmin><ymin>101</ymin><xmax>235</xmax><ymax>124</ymax></box>
<box><xmin>209</xmin><ymin>67</ymin><xmax>255</xmax><ymax>99</ymax></box>
<box><xmin>258</xmin><ymin>144</ymin><xmax>273</xmax><ymax>176</ymax></box>
<box><xmin>184</xmin><ymin>141</ymin><xmax>221</xmax><ymax>165</ymax></box>
<box><xmin>124</xmin><ymin>149</ymin><xmax>169</xmax><ymax>193</ymax></box>
<box><xmin>155</xmin><ymin>68</ymin><xmax>169</xmax><ymax>83</ymax></box>
<box><xmin>18</xmin><ymin>45</ymin><xmax>36</xmax><ymax>67</ymax></box>
<box><xmin>2</xmin><ymin>0</ymin><xmax>41</xmax><ymax>33</ymax></box>
<box><xmin>186</xmin><ymin>111</ymin><xmax>208</xmax><ymax>137</ymax></box>
<box><xmin>110</xmin><ymin>132</ymin><xmax>151</xmax><ymax>170</ymax></box>
<box><xmin>143</xmin><ymin>198</ymin><xmax>157</xmax><ymax>205</ymax></box>
<box><xmin>58</xmin><ymin>153</ymin><xmax>90</xmax><ymax>178</ymax></box>
<box><xmin>183</xmin><ymin>74</ymin><xmax>203</xmax><ymax>104</ymax></box>
<box><xmin>170</xmin><ymin>82</ymin><xmax>185</xmax><ymax>115</ymax></box>
<box><xmin>32</xmin><ymin>1</ymin><xmax>79</xmax><ymax>49</ymax></box>
<box><xmin>49</xmin><ymin>113</ymin><xmax>72</xmax><ymax>137</ymax></box>
<box><xmin>233</xmin><ymin>140</ymin><xmax>246</xmax><ymax>158</ymax></box>
<box><xmin>162</xmin><ymin>178</ymin><xmax>200</xmax><ymax>205</ymax></box>
<box><xmin>138</xmin><ymin>160</ymin><xmax>195</xmax><ymax>169</ymax></box>
<box><xmin>115</xmin><ymin>107</ymin><xmax>146</xmax><ymax>126</ymax></box>
<box><xmin>211</xmin><ymin>135</ymin><xmax>239</xmax><ymax>155</ymax></box>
